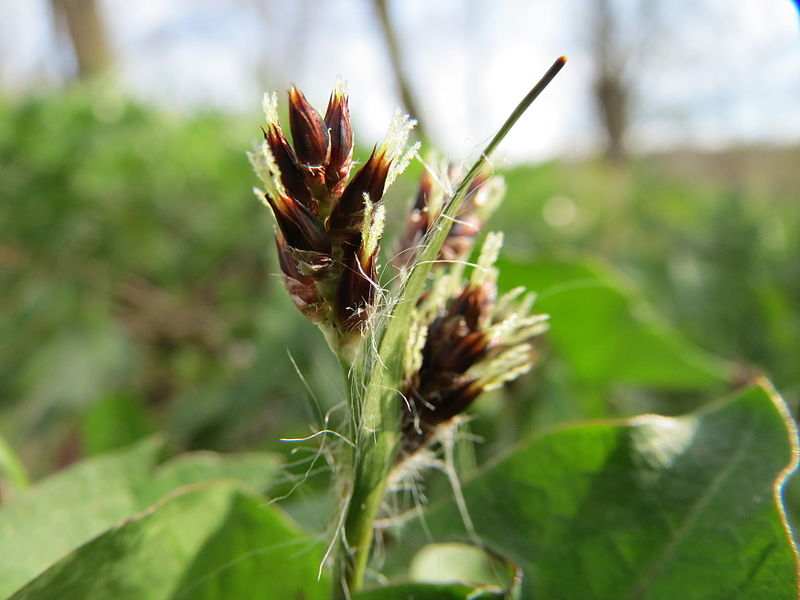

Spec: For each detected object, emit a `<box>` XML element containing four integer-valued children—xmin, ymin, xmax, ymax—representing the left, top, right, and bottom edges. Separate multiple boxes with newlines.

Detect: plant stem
<box><xmin>333</xmin><ymin>56</ymin><xmax>567</xmax><ymax>599</ymax></box>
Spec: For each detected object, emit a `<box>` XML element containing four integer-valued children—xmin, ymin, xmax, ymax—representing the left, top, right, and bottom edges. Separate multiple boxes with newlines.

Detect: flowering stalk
<box><xmin>250</xmin><ymin>57</ymin><xmax>566</xmax><ymax>599</ymax></box>
<box><xmin>334</xmin><ymin>57</ymin><xmax>566</xmax><ymax>597</ymax></box>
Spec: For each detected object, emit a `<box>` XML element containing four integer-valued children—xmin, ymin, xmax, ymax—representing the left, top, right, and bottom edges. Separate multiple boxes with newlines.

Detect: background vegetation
<box><xmin>1</xmin><ymin>2</ymin><xmax>798</xmax><ymax>595</ymax></box>
<box><xmin>1</xmin><ymin>86</ymin><xmax>797</xmax><ymax>483</ymax></box>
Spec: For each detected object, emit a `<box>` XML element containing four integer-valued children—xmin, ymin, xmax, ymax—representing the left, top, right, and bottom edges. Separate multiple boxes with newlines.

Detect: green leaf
<box><xmin>412</xmin><ymin>382</ymin><xmax>799</xmax><ymax>599</ymax></box>
<box><xmin>9</xmin><ymin>483</ymin><xmax>329</xmax><ymax>600</ymax></box>
<box><xmin>354</xmin><ymin>583</ymin><xmax>502</xmax><ymax>599</ymax></box>
<box><xmin>145</xmin><ymin>448</ymin><xmax>280</xmax><ymax>503</ymax></box>
<box><xmin>498</xmin><ymin>257</ymin><xmax>730</xmax><ymax>388</ymax></box>
<box><xmin>0</xmin><ymin>434</ymin><xmax>29</xmax><ymax>496</ymax></box>
<box><xmin>0</xmin><ymin>437</ymin><xmax>281</xmax><ymax>597</ymax></box>
<box><xmin>409</xmin><ymin>543</ymin><xmax>518</xmax><ymax>591</ymax></box>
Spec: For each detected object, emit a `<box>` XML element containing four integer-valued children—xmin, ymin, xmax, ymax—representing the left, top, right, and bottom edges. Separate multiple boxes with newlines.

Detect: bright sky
<box><xmin>2</xmin><ymin>0</ymin><xmax>799</xmax><ymax>161</ymax></box>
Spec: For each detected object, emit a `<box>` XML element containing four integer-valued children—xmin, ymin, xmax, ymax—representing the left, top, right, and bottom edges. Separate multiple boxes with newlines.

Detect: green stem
<box><xmin>332</xmin><ymin>56</ymin><xmax>567</xmax><ymax>599</ymax></box>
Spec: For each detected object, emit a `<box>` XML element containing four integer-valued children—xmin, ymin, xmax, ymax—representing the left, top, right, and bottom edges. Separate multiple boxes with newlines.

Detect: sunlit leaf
<box><xmin>9</xmin><ymin>483</ymin><xmax>328</xmax><ymax>600</ymax></box>
<box><xmin>409</xmin><ymin>543</ymin><xmax>518</xmax><ymax>591</ymax></box>
<box><xmin>498</xmin><ymin>257</ymin><xmax>730</xmax><ymax>388</ymax></box>
<box><xmin>411</xmin><ymin>382</ymin><xmax>799</xmax><ymax>599</ymax></box>
<box><xmin>0</xmin><ymin>438</ymin><xmax>281</xmax><ymax>597</ymax></box>
<box><xmin>353</xmin><ymin>582</ymin><xmax>502</xmax><ymax>599</ymax></box>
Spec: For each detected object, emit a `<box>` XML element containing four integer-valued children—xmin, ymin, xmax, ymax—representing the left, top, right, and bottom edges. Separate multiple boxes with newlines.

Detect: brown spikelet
<box><xmin>393</xmin><ymin>168</ymin><xmax>492</xmax><ymax>271</ymax></box>
<box><xmin>328</xmin><ymin>147</ymin><xmax>391</xmax><ymax>236</ymax></box>
<box><xmin>288</xmin><ymin>86</ymin><xmax>331</xmax><ymax>189</ymax></box>
<box><xmin>263</xmin><ymin>192</ymin><xmax>331</xmax><ymax>255</ymax></box>
<box><xmin>334</xmin><ymin>241</ymin><xmax>378</xmax><ymax>333</ymax></box>
<box><xmin>275</xmin><ymin>234</ymin><xmax>326</xmax><ymax>322</ymax></box>
<box><xmin>253</xmin><ymin>82</ymin><xmax>416</xmax><ymax>348</ymax></box>
<box><xmin>324</xmin><ymin>88</ymin><xmax>354</xmax><ymax>198</ymax></box>
<box><xmin>262</xmin><ymin>124</ymin><xmax>314</xmax><ymax>211</ymax></box>
<box><xmin>399</xmin><ymin>282</ymin><xmax>495</xmax><ymax>456</ymax></box>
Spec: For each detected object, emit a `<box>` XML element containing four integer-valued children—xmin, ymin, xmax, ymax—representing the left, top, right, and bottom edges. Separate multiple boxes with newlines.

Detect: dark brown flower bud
<box><xmin>334</xmin><ymin>242</ymin><xmax>377</xmax><ymax>332</ymax></box>
<box><xmin>262</xmin><ymin>124</ymin><xmax>314</xmax><ymax>212</ymax></box>
<box><xmin>275</xmin><ymin>234</ymin><xmax>325</xmax><ymax>321</ymax></box>
<box><xmin>264</xmin><ymin>192</ymin><xmax>331</xmax><ymax>255</ymax></box>
<box><xmin>324</xmin><ymin>88</ymin><xmax>353</xmax><ymax>197</ymax></box>
<box><xmin>288</xmin><ymin>86</ymin><xmax>331</xmax><ymax>177</ymax></box>
<box><xmin>328</xmin><ymin>148</ymin><xmax>390</xmax><ymax>235</ymax></box>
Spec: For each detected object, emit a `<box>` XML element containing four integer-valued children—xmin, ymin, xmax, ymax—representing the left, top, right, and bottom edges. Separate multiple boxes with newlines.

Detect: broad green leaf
<box><xmin>412</xmin><ymin>382</ymin><xmax>799</xmax><ymax>599</ymax></box>
<box><xmin>144</xmin><ymin>449</ymin><xmax>280</xmax><ymax>503</ymax></box>
<box><xmin>0</xmin><ymin>437</ymin><xmax>281</xmax><ymax>597</ymax></box>
<box><xmin>9</xmin><ymin>483</ymin><xmax>329</xmax><ymax>600</ymax></box>
<box><xmin>498</xmin><ymin>257</ymin><xmax>730</xmax><ymax>388</ymax></box>
<box><xmin>354</xmin><ymin>583</ymin><xmax>502</xmax><ymax>599</ymax></box>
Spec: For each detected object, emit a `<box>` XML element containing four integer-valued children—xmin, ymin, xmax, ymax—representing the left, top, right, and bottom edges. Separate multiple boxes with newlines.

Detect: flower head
<box><xmin>250</xmin><ymin>82</ymin><xmax>418</xmax><ymax>356</ymax></box>
<box><xmin>398</xmin><ymin>232</ymin><xmax>548</xmax><ymax>459</ymax></box>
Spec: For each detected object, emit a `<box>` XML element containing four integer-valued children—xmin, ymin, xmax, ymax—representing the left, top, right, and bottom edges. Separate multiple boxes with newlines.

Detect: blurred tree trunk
<box><xmin>371</xmin><ymin>0</ymin><xmax>427</xmax><ymax>139</ymax></box>
<box><xmin>592</xmin><ymin>0</ymin><xmax>629</xmax><ymax>162</ymax></box>
<box><xmin>50</xmin><ymin>0</ymin><xmax>113</xmax><ymax>80</ymax></box>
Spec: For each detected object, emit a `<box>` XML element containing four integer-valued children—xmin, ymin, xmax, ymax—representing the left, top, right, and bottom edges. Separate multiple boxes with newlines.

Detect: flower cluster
<box><xmin>249</xmin><ymin>81</ymin><xmax>419</xmax><ymax>356</ymax></box>
<box><xmin>392</xmin><ymin>166</ymin><xmax>505</xmax><ymax>271</ymax></box>
<box><xmin>397</xmin><ymin>231</ymin><xmax>549</xmax><ymax>460</ymax></box>
<box><xmin>250</xmin><ymin>85</ymin><xmax>546</xmax><ymax>461</ymax></box>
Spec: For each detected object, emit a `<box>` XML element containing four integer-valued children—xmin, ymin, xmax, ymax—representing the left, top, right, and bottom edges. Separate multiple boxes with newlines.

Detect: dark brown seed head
<box><xmin>394</xmin><ymin>168</ymin><xmax>492</xmax><ymax>271</ymax></box>
<box><xmin>324</xmin><ymin>89</ymin><xmax>354</xmax><ymax>197</ymax></box>
<box><xmin>288</xmin><ymin>86</ymin><xmax>331</xmax><ymax>173</ymax></box>
<box><xmin>447</xmin><ymin>282</ymin><xmax>495</xmax><ymax>330</ymax></box>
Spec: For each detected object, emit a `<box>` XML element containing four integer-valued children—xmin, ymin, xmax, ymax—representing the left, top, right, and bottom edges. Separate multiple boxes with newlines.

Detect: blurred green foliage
<box><xmin>1</xmin><ymin>87</ymin><xmax>798</xmax><ymax>481</ymax></box>
<box><xmin>0</xmin><ymin>87</ymin><xmax>338</xmax><ymax>476</ymax></box>
<box><xmin>1</xmin><ymin>88</ymin><xmax>798</xmax><ymax>598</ymax></box>
<box><xmin>498</xmin><ymin>156</ymin><xmax>800</xmax><ymax>391</ymax></box>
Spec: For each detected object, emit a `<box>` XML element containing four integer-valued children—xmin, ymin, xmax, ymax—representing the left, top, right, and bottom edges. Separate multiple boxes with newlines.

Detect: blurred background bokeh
<box><xmin>1</xmin><ymin>0</ymin><xmax>798</xmax><ymax>490</ymax></box>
